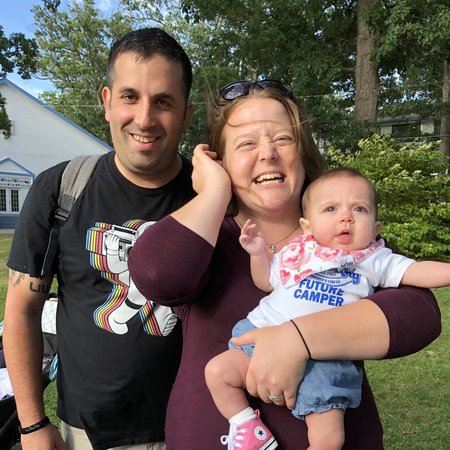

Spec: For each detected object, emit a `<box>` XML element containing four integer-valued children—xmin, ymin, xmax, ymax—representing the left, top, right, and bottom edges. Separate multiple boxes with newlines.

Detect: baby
<box><xmin>205</xmin><ymin>167</ymin><xmax>449</xmax><ymax>450</ymax></box>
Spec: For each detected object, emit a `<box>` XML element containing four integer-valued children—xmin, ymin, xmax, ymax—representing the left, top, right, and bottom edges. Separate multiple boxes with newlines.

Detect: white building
<box><xmin>378</xmin><ymin>114</ymin><xmax>437</xmax><ymax>139</ymax></box>
<box><xmin>0</xmin><ymin>77</ymin><xmax>111</xmax><ymax>228</ymax></box>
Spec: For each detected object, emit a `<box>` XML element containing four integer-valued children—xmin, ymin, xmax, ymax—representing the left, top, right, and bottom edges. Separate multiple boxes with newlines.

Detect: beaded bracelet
<box><xmin>19</xmin><ymin>416</ymin><xmax>50</xmax><ymax>435</ymax></box>
<box><xmin>290</xmin><ymin>319</ymin><xmax>312</xmax><ymax>359</ymax></box>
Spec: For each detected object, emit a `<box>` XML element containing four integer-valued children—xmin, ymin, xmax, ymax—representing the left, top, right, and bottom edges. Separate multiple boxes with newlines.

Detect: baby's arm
<box><xmin>401</xmin><ymin>261</ymin><xmax>450</xmax><ymax>288</ymax></box>
<box><xmin>239</xmin><ymin>219</ymin><xmax>272</xmax><ymax>292</ymax></box>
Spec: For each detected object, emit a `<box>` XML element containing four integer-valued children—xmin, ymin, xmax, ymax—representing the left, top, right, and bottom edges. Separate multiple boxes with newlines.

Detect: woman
<box><xmin>129</xmin><ymin>80</ymin><xmax>441</xmax><ymax>449</ymax></box>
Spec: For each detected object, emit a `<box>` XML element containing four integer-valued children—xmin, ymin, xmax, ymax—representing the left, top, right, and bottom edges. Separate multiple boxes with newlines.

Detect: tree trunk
<box><xmin>355</xmin><ymin>0</ymin><xmax>379</xmax><ymax>124</ymax></box>
<box><xmin>440</xmin><ymin>58</ymin><xmax>450</xmax><ymax>160</ymax></box>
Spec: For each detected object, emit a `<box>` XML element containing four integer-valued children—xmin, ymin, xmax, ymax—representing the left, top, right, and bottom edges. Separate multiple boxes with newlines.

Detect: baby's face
<box><xmin>301</xmin><ymin>176</ymin><xmax>380</xmax><ymax>251</ymax></box>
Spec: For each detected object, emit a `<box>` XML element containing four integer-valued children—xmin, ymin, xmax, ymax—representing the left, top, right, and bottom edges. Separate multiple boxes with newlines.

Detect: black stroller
<box><xmin>0</xmin><ymin>294</ymin><xmax>58</xmax><ymax>449</ymax></box>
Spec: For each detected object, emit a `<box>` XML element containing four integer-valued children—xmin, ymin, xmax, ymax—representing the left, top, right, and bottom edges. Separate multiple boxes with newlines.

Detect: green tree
<box><xmin>180</xmin><ymin>0</ymin><xmax>449</xmax><ymax>151</ymax></box>
<box><xmin>31</xmin><ymin>0</ymin><xmax>448</xmax><ymax>154</ymax></box>
<box><xmin>33</xmin><ymin>0</ymin><xmax>134</xmax><ymax>144</ymax></box>
<box><xmin>180</xmin><ymin>0</ymin><xmax>361</xmax><ymax>148</ymax></box>
<box><xmin>24</xmin><ymin>1</ymin><xmax>393</xmax><ymax>151</ymax></box>
<box><xmin>355</xmin><ymin>0</ymin><xmax>379</xmax><ymax>124</ymax></box>
<box><xmin>0</xmin><ymin>25</ymin><xmax>38</xmax><ymax>137</ymax></box>
<box><xmin>34</xmin><ymin>0</ymin><xmax>209</xmax><ymax>152</ymax></box>
<box><xmin>367</xmin><ymin>0</ymin><xmax>450</xmax><ymax>157</ymax></box>
<box><xmin>327</xmin><ymin>134</ymin><xmax>450</xmax><ymax>260</ymax></box>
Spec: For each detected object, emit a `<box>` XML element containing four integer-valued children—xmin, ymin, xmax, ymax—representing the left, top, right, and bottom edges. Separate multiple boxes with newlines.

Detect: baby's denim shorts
<box><xmin>230</xmin><ymin>318</ymin><xmax>363</xmax><ymax>419</ymax></box>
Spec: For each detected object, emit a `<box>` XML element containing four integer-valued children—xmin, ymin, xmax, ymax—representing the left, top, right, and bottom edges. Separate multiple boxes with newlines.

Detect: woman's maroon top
<box><xmin>129</xmin><ymin>215</ymin><xmax>441</xmax><ymax>449</ymax></box>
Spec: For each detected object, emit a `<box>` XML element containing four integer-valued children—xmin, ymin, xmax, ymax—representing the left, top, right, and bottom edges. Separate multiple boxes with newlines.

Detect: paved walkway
<box><xmin>0</xmin><ymin>229</ymin><xmax>14</xmax><ymax>234</ymax></box>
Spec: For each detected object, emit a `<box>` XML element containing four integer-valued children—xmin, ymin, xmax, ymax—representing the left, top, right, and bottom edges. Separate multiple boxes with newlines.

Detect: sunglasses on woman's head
<box><xmin>219</xmin><ymin>79</ymin><xmax>294</xmax><ymax>101</ymax></box>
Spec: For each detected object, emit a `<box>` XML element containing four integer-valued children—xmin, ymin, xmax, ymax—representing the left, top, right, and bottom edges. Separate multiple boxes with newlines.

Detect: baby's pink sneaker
<box><xmin>221</xmin><ymin>410</ymin><xmax>278</xmax><ymax>449</ymax></box>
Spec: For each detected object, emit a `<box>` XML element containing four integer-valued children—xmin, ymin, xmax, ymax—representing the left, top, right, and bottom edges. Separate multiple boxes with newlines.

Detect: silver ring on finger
<box><xmin>268</xmin><ymin>393</ymin><xmax>284</xmax><ymax>402</ymax></box>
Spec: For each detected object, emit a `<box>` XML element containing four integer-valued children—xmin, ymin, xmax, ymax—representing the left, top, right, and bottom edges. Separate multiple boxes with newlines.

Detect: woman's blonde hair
<box><xmin>207</xmin><ymin>84</ymin><xmax>327</xmax><ymax>215</ymax></box>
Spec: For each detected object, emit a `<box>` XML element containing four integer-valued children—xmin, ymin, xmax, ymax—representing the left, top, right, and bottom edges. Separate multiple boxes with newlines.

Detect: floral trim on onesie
<box><xmin>279</xmin><ymin>235</ymin><xmax>385</xmax><ymax>287</ymax></box>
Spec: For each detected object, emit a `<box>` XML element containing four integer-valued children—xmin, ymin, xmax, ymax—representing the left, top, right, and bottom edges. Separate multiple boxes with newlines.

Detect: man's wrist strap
<box><xmin>19</xmin><ymin>416</ymin><xmax>50</xmax><ymax>434</ymax></box>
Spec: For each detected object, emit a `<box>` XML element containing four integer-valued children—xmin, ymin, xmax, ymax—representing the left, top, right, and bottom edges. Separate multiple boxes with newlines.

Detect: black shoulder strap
<box><xmin>41</xmin><ymin>154</ymin><xmax>102</xmax><ymax>276</ymax></box>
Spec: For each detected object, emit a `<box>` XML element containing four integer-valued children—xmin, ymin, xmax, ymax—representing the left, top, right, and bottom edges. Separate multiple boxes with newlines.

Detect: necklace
<box><xmin>234</xmin><ymin>217</ymin><xmax>300</xmax><ymax>254</ymax></box>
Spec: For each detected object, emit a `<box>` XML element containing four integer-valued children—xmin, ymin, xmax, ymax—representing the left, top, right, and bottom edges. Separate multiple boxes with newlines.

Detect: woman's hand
<box><xmin>171</xmin><ymin>144</ymin><xmax>231</xmax><ymax>246</ymax></box>
<box><xmin>231</xmin><ymin>321</ymin><xmax>309</xmax><ymax>409</ymax></box>
<box><xmin>191</xmin><ymin>144</ymin><xmax>231</xmax><ymax>196</ymax></box>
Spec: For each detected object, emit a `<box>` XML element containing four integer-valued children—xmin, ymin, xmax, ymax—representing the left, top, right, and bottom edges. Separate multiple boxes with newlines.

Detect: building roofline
<box><xmin>0</xmin><ymin>77</ymin><xmax>112</xmax><ymax>152</ymax></box>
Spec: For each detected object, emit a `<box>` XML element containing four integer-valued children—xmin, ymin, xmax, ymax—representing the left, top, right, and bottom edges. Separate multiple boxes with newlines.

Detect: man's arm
<box><xmin>3</xmin><ymin>270</ymin><xmax>66</xmax><ymax>450</ymax></box>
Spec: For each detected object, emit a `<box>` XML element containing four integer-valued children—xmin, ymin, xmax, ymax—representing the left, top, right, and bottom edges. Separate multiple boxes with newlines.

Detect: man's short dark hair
<box><xmin>107</xmin><ymin>28</ymin><xmax>193</xmax><ymax>101</ymax></box>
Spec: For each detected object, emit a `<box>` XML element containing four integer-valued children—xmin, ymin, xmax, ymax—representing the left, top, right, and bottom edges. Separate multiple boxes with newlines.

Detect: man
<box><xmin>3</xmin><ymin>28</ymin><xmax>195</xmax><ymax>450</ymax></box>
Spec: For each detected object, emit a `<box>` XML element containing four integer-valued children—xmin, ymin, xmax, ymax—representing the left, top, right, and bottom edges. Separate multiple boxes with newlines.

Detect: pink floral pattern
<box><xmin>277</xmin><ymin>236</ymin><xmax>384</xmax><ymax>286</ymax></box>
<box><xmin>314</xmin><ymin>245</ymin><xmax>350</xmax><ymax>261</ymax></box>
<box><xmin>280</xmin><ymin>269</ymin><xmax>291</xmax><ymax>285</ymax></box>
<box><xmin>279</xmin><ymin>236</ymin><xmax>313</xmax><ymax>269</ymax></box>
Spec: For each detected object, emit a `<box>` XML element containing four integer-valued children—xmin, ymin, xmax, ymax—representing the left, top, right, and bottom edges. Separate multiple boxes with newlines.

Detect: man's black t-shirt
<box><xmin>7</xmin><ymin>152</ymin><xmax>196</xmax><ymax>449</ymax></box>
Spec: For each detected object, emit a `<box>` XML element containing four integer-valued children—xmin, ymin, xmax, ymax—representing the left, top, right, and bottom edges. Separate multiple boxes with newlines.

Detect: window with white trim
<box><xmin>0</xmin><ymin>188</ymin><xmax>20</xmax><ymax>213</ymax></box>
<box><xmin>0</xmin><ymin>189</ymin><xmax>6</xmax><ymax>211</ymax></box>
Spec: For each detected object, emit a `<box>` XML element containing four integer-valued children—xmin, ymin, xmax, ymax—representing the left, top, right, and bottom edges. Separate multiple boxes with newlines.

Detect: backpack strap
<box><xmin>41</xmin><ymin>154</ymin><xmax>102</xmax><ymax>276</ymax></box>
<box><xmin>55</xmin><ymin>155</ymin><xmax>102</xmax><ymax>225</ymax></box>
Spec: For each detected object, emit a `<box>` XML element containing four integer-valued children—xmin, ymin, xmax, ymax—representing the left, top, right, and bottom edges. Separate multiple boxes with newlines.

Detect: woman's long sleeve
<box><xmin>129</xmin><ymin>215</ymin><xmax>214</xmax><ymax>306</ymax></box>
<box><xmin>367</xmin><ymin>286</ymin><xmax>441</xmax><ymax>358</ymax></box>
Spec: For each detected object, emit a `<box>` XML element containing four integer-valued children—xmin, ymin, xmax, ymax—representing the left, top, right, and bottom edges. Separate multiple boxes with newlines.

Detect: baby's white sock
<box><xmin>229</xmin><ymin>407</ymin><xmax>256</xmax><ymax>425</ymax></box>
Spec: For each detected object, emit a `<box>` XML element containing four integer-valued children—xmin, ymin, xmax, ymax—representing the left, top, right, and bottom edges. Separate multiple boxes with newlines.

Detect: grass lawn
<box><xmin>1</xmin><ymin>232</ymin><xmax>448</xmax><ymax>447</ymax></box>
<box><xmin>366</xmin><ymin>285</ymin><xmax>449</xmax><ymax>450</ymax></box>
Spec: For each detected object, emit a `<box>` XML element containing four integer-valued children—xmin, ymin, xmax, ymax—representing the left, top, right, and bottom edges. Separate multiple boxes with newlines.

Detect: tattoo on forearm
<box><xmin>9</xmin><ymin>270</ymin><xmax>50</xmax><ymax>294</ymax></box>
<box><xmin>9</xmin><ymin>270</ymin><xmax>25</xmax><ymax>287</ymax></box>
<box><xmin>29</xmin><ymin>281</ymin><xmax>50</xmax><ymax>294</ymax></box>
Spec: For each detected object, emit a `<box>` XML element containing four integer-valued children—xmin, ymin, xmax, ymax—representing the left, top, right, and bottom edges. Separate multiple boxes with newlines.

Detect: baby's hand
<box><xmin>239</xmin><ymin>219</ymin><xmax>266</xmax><ymax>255</ymax></box>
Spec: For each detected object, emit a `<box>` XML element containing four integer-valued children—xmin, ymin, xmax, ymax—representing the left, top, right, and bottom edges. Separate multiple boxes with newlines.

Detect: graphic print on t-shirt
<box><xmin>86</xmin><ymin>219</ymin><xmax>178</xmax><ymax>336</ymax></box>
<box><xmin>292</xmin><ymin>268</ymin><xmax>361</xmax><ymax>308</ymax></box>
